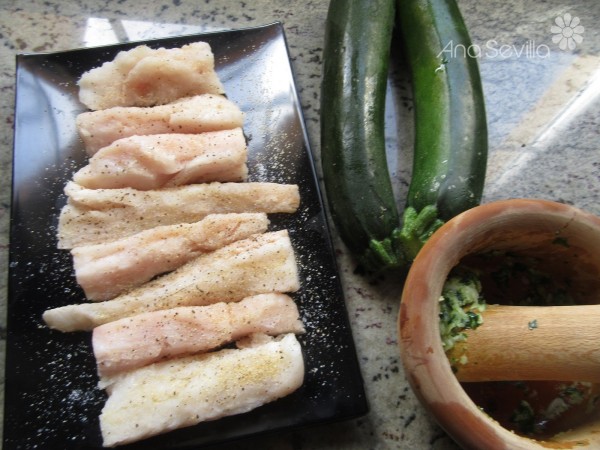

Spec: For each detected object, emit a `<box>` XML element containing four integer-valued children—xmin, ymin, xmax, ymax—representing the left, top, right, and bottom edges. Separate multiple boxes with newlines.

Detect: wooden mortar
<box><xmin>399</xmin><ymin>199</ymin><xmax>600</xmax><ymax>450</ymax></box>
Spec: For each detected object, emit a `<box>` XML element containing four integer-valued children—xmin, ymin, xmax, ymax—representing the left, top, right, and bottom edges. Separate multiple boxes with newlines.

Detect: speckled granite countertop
<box><xmin>1</xmin><ymin>0</ymin><xmax>600</xmax><ymax>448</ymax></box>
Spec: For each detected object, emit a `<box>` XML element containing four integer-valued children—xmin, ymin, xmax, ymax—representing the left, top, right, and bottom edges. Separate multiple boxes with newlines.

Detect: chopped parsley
<box><xmin>439</xmin><ymin>268</ymin><xmax>486</xmax><ymax>353</ymax></box>
<box><xmin>510</xmin><ymin>400</ymin><xmax>536</xmax><ymax>434</ymax></box>
<box><xmin>488</xmin><ymin>254</ymin><xmax>574</xmax><ymax>307</ymax></box>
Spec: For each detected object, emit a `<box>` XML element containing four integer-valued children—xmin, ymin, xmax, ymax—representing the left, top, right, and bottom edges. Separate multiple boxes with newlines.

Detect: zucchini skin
<box><xmin>397</xmin><ymin>0</ymin><xmax>488</xmax><ymax>221</ymax></box>
<box><xmin>320</xmin><ymin>0</ymin><xmax>399</xmax><ymax>270</ymax></box>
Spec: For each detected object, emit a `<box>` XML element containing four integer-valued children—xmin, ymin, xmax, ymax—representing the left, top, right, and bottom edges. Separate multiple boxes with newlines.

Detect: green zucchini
<box><xmin>320</xmin><ymin>0</ymin><xmax>403</xmax><ymax>272</ymax></box>
<box><xmin>320</xmin><ymin>0</ymin><xmax>487</xmax><ymax>273</ymax></box>
<box><xmin>397</xmin><ymin>0</ymin><xmax>488</xmax><ymax>221</ymax></box>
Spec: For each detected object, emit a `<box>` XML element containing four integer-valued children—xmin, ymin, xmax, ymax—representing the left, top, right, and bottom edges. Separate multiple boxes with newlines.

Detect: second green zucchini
<box><xmin>397</xmin><ymin>0</ymin><xmax>488</xmax><ymax>221</ymax></box>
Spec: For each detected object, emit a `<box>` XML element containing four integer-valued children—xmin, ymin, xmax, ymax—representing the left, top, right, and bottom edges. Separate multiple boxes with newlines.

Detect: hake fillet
<box><xmin>72</xmin><ymin>213</ymin><xmax>269</xmax><ymax>301</ymax></box>
<box><xmin>99</xmin><ymin>333</ymin><xmax>304</xmax><ymax>447</ymax></box>
<box><xmin>93</xmin><ymin>293</ymin><xmax>305</xmax><ymax>377</ymax></box>
<box><xmin>44</xmin><ymin>230</ymin><xmax>300</xmax><ymax>332</ymax></box>
<box><xmin>57</xmin><ymin>182</ymin><xmax>300</xmax><ymax>248</ymax></box>
<box><xmin>76</xmin><ymin>94</ymin><xmax>244</xmax><ymax>155</ymax></box>
<box><xmin>78</xmin><ymin>42</ymin><xmax>225</xmax><ymax>110</ymax></box>
<box><xmin>73</xmin><ymin>129</ymin><xmax>248</xmax><ymax>190</ymax></box>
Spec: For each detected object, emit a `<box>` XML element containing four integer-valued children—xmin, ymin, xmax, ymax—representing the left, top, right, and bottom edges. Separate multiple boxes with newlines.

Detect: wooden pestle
<box><xmin>449</xmin><ymin>304</ymin><xmax>600</xmax><ymax>383</ymax></box>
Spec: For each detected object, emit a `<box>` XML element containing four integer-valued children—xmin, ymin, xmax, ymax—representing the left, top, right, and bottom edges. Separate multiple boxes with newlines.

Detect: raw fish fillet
<box><xmin>78</xmin><ymin>42</ymin><xmax>225</xmax><ymax>110</ymax></box>
<box><xmin>57</xmin><ymin>182</ymin><xmax>300</xmax><ymax>248</ymax></box>
<box><xmin>99</xmin><ymin>333</ymin><xmax>304</xmax><ymax>447</ymax></box>
<box><xmin>72</xmin><ymin>213</ymin><xmax>269</xmax><ymax>301</ymax></box>
<box><xmin>73</xmin><ymin>129</ymin><xmax>248</xmax><ymax>190</ymax></box>
<box><xmin>93</xmin><ymin>293</ymin><xmax>305</xmax><ymax>376</ymax></box>
<box><xmin>44</xmin><ymin>230</ymin><xmax>300</xmax><ymax>332</ymax></box>
<box><xmin>76</xmin><ymin>94</ymin><xmax>244</xmax><ymax>155</ymax></box>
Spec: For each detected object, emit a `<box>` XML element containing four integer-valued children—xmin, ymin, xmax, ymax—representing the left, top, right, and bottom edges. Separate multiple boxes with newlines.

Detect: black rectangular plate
<box><xmin>6</xmin><ymin>22</ymin><xmax>367</xmax><ymax>449</ymax></box>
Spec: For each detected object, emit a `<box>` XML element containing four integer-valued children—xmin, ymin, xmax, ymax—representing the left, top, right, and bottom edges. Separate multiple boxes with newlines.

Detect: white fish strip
<box><xmin>43</xmin><ymin>230</ymin><xmax>300</xmax><ymax>332</ymax></box>
<box><xmin>57</xmin><ymin>182</ymin><xmax>300</xmax><ymax>248</ymax></box>
<box><xmin>99</xmin><ymin>333</ymin><xmax>304</xmax><ymax>447</ymax></box>
<box><xmin>93</xmin><ymin>293</ymin><xmax>305</xmax><ymax>377</ymax></box>
<box><xmin>76</xmin><ymin>94</ymin><xmax>244</xmax><ymax>155</ymax></box>
<box><xmin>73</xmin><ymin>129</ymin><xmax>248</xmax><ymax>190</ymax></box>
<box><xmin>72</xmin><ymin>213</ymin><xmax>269</xmax><ymax>301</ymax></box>
<box><xmin>78</xmin><ymin>42</ymin><xmax>225</xmax><ymax>110</ymax></box>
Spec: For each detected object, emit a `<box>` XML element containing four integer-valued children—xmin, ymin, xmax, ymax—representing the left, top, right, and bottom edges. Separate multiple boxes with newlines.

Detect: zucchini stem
<box><xmin>394</xmin><ymin>205</ymin><xmax>444</xmax><ymax>261</ymax></box>
<box><xmin>360</xmin><ymin>205</ymin><xmax>444</xmax><ymax>273</ymax></box>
